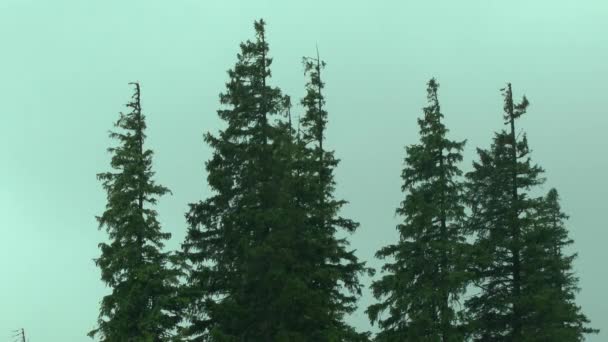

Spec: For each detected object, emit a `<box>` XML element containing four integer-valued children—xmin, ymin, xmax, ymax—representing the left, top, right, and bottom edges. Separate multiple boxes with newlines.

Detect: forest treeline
<box><xmin>89</xmin><ymin>19</ymin><xmax>597</xmax><ymax>341</ymax></box>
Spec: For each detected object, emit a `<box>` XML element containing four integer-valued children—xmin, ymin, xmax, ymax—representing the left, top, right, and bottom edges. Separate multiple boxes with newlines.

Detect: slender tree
<box><xmin>367</xmin><ymin>79</ymin><xmax>469</xmax><ymax>341</ymax></box>
<box><xmin>295</xmin><ymin>51</ymin><xmax>373</xmax><ymax>341</ymax></box>
<box><xmin>90</xmin><ymin>83</ymin><xmax>181</xmax><ymax>341</ymax></box>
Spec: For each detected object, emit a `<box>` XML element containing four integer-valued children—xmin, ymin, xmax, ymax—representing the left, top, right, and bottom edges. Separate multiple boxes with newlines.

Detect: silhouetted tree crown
<box><xmin>367</xmin><ymin>78</ymin><xmax>469</xmax><ymax>341</ymax></box>
<box><xmin>90</xmin><ymin>82</ymin><xmax>181</xmax><ymax>341</ymax></box>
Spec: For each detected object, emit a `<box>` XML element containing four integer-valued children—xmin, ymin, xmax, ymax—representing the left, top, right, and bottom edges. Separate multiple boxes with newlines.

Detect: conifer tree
<box><xmin>90</xmin><ymin>82</ymin><xmax>181</xmax><ymax>341</ymax></box>
<box><xmin>464</xmin><ymin>83</ymin><xmax>540</xmax><ymax>341</ymax></box>
<box><xmin>519</xmin><ymin>189</ymin><xmax>598</xmax><ymax>340</ymax></box>
<box><xmin>179</xmin><ymin>19</ymin><xmax>309</xmax><ymax>341</ymax></box>
<box><xmin>367</xmin><ymin>79</ymin><xmax>469</xmax><ymax>341</ymax></box>
<box><xmin>464</xmin><ymin>83</ymin><xmax>596</xmax><ymax>341</ymax></box>
<box><xmin>295</xmin><ymin>51</ymin><xmax>373</xmax><ymax>341</ymax></box>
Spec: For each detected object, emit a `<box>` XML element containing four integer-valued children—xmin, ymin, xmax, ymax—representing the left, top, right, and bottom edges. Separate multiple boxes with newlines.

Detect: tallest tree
<box><xmin>181</xmin><ymin>19</ymin><xmax>371</xmax><ymax>342</ymax></box>
<box><xmin>180</xmin><ymin>19</ymin><xmax>298</xmax><ymax>341</ymax></box>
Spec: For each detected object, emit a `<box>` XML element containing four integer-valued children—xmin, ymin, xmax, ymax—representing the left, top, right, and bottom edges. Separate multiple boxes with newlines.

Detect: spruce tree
<box><xmin>464</xmin><ymin>83</ymin><xmax>596</xmax><ymax>341</ymax></box>
<box><xmin>179</xmin><ymin>19</ymin><xmax>308</xmax><ymax>341</ymax></box>
<box><xmin>295</xmin><ymin>51</ymin><xmax>373</xmax><ymax>341</ymax></box>
<box><xmin>367</xmin><ymin>79</ymin><xmax>469</xmax><ymax>341</ymax></box>
<box><xmin>519</xmin><ymin>189</ymin><xmax>598</xmax><ymax>340</ymax></box>
<box><xmin>90</xmin><ymin>82</ymin><xmax>181</xmax><ymax>341</ymax></box>
<box><xmin>464</xmin><ymin>83</ymin><xmax>540</xmax><ymax>341</ymax></box>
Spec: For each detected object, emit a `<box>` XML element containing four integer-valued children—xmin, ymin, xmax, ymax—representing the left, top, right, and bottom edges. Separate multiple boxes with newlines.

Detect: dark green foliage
<box><xmin>464</xmin><ymin>84</ymin><xmax>543</xmax><ymax>341</ymax></box>
<box><xmin>519</xmin><ymin>189</ymin><xmax>598</xmax><ymax>340</ymax></box>
<box><xmin>464</xmin><ymin>83</ymin><xmax>596</xmax><ymax>341</ymax></box>
<box><xmin>179</xmin><ymin>19</ymin><xmax>306</xmax><ymax>341</ymax></box>
<box><xmin>85</xmin><ymin>23</ymin><xmax>597</xmax><ymax>342</ymax></box>
<box><xmin>90</xmin><ymin>83</ymin><xmax>181</xmax><ymax>341</ymax></box>
<box><xmin>367</xmin><ymin>79</ymin><xmax>469</xmax><ymax>341</ymax></box>
<box><xmin>180</xmin><ymin>20</ymin><xmax>371</xmax><ymax>341</ymax></box>
<box><xmin>293</xmin><ymin>52</ymin><xmax>374</xmax><ymax>340</ymax></box>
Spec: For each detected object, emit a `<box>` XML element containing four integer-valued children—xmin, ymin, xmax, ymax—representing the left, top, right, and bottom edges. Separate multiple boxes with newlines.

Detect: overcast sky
<box><xmin>1</xmin><ymin>1</ymin><xmax>606</xmax><ymax>340</ymax></box>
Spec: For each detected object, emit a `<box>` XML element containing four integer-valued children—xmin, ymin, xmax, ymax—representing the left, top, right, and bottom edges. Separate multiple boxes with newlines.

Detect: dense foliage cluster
<box><xmin>91</xmin><ymin>20</ymin><xmax>595</xmax><ymax>342</ymax></box>
<box><xmin>91</xmin><ymin>83</ymin><xmax>181</xmax><ymax>341</ymax></box>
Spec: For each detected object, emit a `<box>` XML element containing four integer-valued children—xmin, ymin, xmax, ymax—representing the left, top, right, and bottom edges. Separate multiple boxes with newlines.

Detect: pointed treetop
<box><xmin>426</xmin><ymin>77</ymin><xmax>440</xmax><ymax>105</ymax></box>
<box><xmin>421</xmin><ymin>77</ymin><xmax>442</xmax><ymax>124</ymax></box>
<box><xmin>501</xmin><ymin>82</ymin><xmax>530</xmax><ymax>123</ymax></box>
<box><xmin>128</xmin><ymin>81</ymin><xmax>140</xmax><ymax>92</ymax></box>
<box><xmin>545</xmin><ymin>188</ymin><xmax>566</xmax><ymax>218</ymax></box>
<box><xmin>547</xmin><ymin>188</ymin><xmax>559</xmax><ymax>201</ymax></box>
<box><xmin>427</xmin><ymin>77</ymin><xmax>439</xmax><ymax>91</ymax></box>
<box><xmin>254</xmin><ymin>18</ymin><xmax>266</xmax><ymax>37</ymax></box>
<box><xmin>302</xmin><ymin>45</ymin><xmax>326</xmax><ymax>74</ymax></box>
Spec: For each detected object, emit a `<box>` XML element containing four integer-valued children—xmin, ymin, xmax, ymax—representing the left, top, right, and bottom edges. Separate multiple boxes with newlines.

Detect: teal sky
<box><xmin>1</xmin><ymin>1</ymin><xmax>606</xmax><ymax>340</ymax></box>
